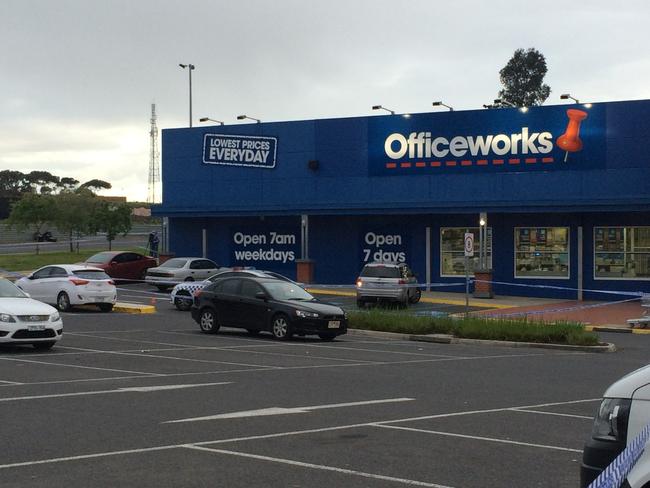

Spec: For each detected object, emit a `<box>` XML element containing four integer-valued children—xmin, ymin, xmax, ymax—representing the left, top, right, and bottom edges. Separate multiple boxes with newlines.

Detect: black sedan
<box><xmin>191</xmin><ymin>277</ymin><xmax>347</xmax><ymax>340</ymax></box>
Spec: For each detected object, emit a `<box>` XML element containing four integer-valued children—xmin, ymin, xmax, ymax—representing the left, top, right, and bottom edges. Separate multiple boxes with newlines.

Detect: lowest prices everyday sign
<box><xmin>361</xmin><ymin>231</ymin><xmax>408</xmax><ymax>263</ymax></box>
<box><xmin>203</xmin><ymin>134</ymin><xmax>277</xmax><ymax>169</ymax></box>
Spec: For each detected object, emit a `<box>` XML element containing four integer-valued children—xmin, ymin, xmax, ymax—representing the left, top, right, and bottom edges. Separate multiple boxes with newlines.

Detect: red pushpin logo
<box><xmin>556</xmin><ymin>109</ymin><xmax>588</xmax><ymax>162</ymax></box>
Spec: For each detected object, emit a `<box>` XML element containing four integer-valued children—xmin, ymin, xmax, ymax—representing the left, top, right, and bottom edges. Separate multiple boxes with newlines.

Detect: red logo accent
<box><xmin>557</xmin><ymin>109</ymin><xmax>588</xmax><ymax>161</ymax></box>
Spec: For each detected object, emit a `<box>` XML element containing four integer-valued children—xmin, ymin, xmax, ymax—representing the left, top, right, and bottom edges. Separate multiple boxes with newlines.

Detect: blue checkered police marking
<box><xmin>589</xmin><ymin>423</ymin><xmax>650</xmax><ymax>488</ymax></box>
<box><xmin>170</xmin><ymin>281</ymin><xmax>208</xmax><ymax>302</ymax></box>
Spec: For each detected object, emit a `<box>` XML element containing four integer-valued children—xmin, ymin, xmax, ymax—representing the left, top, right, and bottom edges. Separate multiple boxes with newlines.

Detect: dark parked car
<box><xmin>33</xmin><ymin>231</ymin><xmax>57</xmax><ymax>242</ymax></box>
<box><xmin>82</xmin><ymin>251</ymin><xmax>158</xmax><ymax>282</ymax></box>
<box><xmin>191</xmin><ymin>277</ymin><xmax>347</xmax><ymax>340</ymax></box>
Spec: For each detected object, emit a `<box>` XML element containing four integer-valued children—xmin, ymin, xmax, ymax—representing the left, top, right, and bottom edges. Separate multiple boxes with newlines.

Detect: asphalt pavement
<box><xmin>0</xmin><ymin>292</ymin><xmax>648</xmax><ymax>487</ymax></box>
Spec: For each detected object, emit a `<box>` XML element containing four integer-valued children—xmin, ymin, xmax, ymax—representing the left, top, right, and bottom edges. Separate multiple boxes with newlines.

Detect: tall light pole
<box><xmin>179</xmin><ymin>63</ymin><xmax>195</xmax><ymax>127</ymax></box>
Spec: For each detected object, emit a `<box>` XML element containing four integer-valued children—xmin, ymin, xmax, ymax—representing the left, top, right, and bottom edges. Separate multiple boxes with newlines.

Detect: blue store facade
<box><xmin>153</xmin><ymin>99</ymin><xmax>650</xmax><ymax>299</ymax></box>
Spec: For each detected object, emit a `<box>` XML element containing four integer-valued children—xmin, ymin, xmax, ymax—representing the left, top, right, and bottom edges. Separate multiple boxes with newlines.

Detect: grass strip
<box><xmin>348</xmin><ymin>310</ymin><xmax>599</xmax><ymax>346</ymax></box>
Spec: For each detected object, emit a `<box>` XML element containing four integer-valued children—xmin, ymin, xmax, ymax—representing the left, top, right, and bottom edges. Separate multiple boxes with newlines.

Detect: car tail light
<box><xmin>107</xmin><ymin>280</ymin><xmax>115</xmax><ymax>285</ymax></box>
<box><xmin>356</xmin><ymin>278</ymin><xmax>362</xmax><ymax>287</ymax></box>
<box><xmin>70</xmin><ymin>278</ymin><xmax>90</xmax><ymax>286</ymax></box>
<box><xmin>398</xmin><ymin>279</ymin><xmax>406</xmax><ymax>285</ymax></box>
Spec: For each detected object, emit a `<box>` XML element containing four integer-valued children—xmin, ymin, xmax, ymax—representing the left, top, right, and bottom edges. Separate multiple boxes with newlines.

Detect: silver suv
<box><xmin>355</xmin><ymin>262</ymin><xmax>421</xmax><ymax>308</ymax></box>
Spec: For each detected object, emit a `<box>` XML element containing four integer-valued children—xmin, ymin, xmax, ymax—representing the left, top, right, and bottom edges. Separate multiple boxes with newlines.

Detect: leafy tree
<box><xmin>92</xmin><ymin>202</ymin><xmax>132</xmax><ymax>250</ymax></box>
<box><xmin>497</xmin><ymin>48</ymin><xmax>551</xmax><ymax>107</ymax></box>
<box><xmin>6</xmin><ymin>193</ymin><xmax>56</xmax><ymax>254</ymax></box>
<box><xmin>52</xmin><ymin>190</ymin><xmax>98</xmax><ymax>252</ymax></box>
<box><xmin>26</xmin><ymin>170</ymin><xmax>60</xmax><ymax>194</ymax></box>
<box><xmin>80</xmin><ymin>179</ymin><xmax>112</xmax><ymax>192</ymax></box>
<box><xmin>58</xmin><ymin>177</ymin><xmax>80</xmax><ymax>191</ymax></box>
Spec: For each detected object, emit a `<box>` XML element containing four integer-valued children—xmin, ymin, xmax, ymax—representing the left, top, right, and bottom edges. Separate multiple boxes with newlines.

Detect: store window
<box><xmin>515</xmin><ymin>227</ymin><xmax>569</xmax><ymax>278</ymax></box>
<box><xmin>594</xmin><ymin>227</ymin><xmax>650</xmax><ymax>280</ymax></box>
<box><xmin>440</xmin><ymin>228</ymin><xmax>492</xmax><ymax>276</ymax></box>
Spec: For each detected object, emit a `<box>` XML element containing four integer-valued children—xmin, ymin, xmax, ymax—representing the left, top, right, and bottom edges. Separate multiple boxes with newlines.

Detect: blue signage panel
<box><xmin>368</xmin><ymin>104</ymin><xmax>606</xmax><ymax>176</ymax></box>
<box><xmin>360</xmin><ymin>229</ymin><xmax>409</xmax><ymax>264</ymax></box>
<box><xmin>203</xmin><ymin>134</ymin><xmax>277</xmax><ymax>169</ymax></box>
<box><xmin>230</xmin><ymin>226</ymin><xmax>299</xmax><ymax>272</ymax></box>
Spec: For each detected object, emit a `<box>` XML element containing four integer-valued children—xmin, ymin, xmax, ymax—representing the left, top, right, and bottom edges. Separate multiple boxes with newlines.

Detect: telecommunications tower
<box><xmin>147</xmin><ymin>103</ymin><xmax>160</xmax><ymax>203</ymax></box>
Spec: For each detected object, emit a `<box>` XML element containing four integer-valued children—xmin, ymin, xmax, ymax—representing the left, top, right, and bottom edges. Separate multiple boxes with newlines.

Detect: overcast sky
<box><xmin>1</xmin><ymin>0</ymin><xmax>649</xmax><ymax>201</ymax></box>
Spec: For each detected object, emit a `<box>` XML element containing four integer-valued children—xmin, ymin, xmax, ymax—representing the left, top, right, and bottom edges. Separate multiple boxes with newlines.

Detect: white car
<box><xmin>145</xmin><ymin>257</ymin><xmax>220</xmax><ymax>290</ymax></box>
<box><xmin>15</xmin><ymin>264</ymin><xmax>117</xmax><ymax>312</ymax></box>
<box><xmin>0</xmin><ymin>278</ymin><xmax>63</xmax><ymax>350</ymax></box>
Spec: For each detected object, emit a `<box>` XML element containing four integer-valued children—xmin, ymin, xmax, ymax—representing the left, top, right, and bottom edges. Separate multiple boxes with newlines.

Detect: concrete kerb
<box><xmin>345</xmin><ymin>328</ymin><xmax>616</xmax><ymax>353</ymax></box>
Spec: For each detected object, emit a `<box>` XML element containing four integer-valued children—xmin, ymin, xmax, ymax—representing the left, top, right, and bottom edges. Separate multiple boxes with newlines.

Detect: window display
<box><xmin>515</xmin><ymin>227</ymin><xmax>569</xmax><ymax>278</ymax></box>
<box><xmin>594</xmin><ymin>227</ymin><xmax>650</xmax><ymax>279</ymax></box>
<box><xmin>441</xmin><ymin>227</ymin><xmax>492</xmax><ymax>276</ymax></box>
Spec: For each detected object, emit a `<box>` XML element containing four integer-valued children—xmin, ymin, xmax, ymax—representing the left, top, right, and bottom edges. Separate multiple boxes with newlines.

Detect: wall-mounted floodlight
<box><xmin>372</xmin><ymin>105</ymin><xmax>395</xmax><ymax>115</ymax></box>
<box><xmin>237</xmin><ymin>115</ymin><xmax>261</xmax><ymax>123</ymax></box>
<box><xmin>199</xmin><ymin>117</ymin><xmax>224</xmax><ymax>125</ymax></box>
<box><xmin>560</xmin><ymin>93</ymin><xmax>580</xmax><ymax>104</ymax></box>
<box><xmin>432</xmin><ymin>101</ymin><xmax>453</xmax><ymax>111</ymax></box>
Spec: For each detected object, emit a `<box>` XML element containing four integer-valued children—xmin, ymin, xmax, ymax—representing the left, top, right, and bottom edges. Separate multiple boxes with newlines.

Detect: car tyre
<box><xmin>409</xmin><ymin>288</ymin><xmax>422</xmax><ymax>304</ymax></box>
<box><xmin>98</xmin><ymin>304</ymin><xmax>113</xmax><ymax>313</ymax></box>
<box><xmin>33</xmin><ymin>341</ymin><xmax>56</xmax><ymax>350</ymax></box>
<box><xmin>174</xmin><ymin>297</ymin><xmax>192</xmax><ymax>311</ymax></box>
<box><xmin>156</xmin><ymin>285</ymin><xmax>171</xmax><ymax>292</ymax></box>
<box><xmin>56</xmin><ymin>292</ymin><xmax>71</xmax><ymax>312</ymax></box>
<box><xmin>184</xmin><ymin>277</ymin><xmax>194</xmax><ymax>282</ymax></box>
<box><xmin>318</xmin><ymin>332</ymin><xmax>337</xmax><ymax>341</ymax></box>
<box><xmin>199</xmin><ymin>308</ymin><xmax>219</xmax><ymax>334</ymax></box>
<box><xmin>271</xmin><ymin>313</ymin><xmax>292</xmax><ymax>340</ymax></box>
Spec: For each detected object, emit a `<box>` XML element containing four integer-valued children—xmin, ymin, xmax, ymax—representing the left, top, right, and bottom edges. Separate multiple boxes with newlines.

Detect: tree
<box><xmin>80</xmin><ymin>179</ymin><xmax>112</xmax><ymax>192</ymax></box>
<box><xmin>6</xmin><ymin>193</ymin><xmax>56</xmax><ymax>254</ymax></box>
<box><xmin>497</xmin><ymin>48</ymin><xmax>551</xmax><ymax>107</ymax></box>
<box><xmin>92</xmin><ymin>202</ymin><xmax>132</xmax><ymax>250</ymax></box>
<box><xmin>52</xmin><ymin>190</ymin><xmax>98</xmax><ymax>252</ymax></box>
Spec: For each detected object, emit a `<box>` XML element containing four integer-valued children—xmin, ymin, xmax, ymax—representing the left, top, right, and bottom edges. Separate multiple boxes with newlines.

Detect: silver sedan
<box><xmin>144</xmin><ymin>258</ymin><xmax>220</xmax><ymax>290</ymax></box>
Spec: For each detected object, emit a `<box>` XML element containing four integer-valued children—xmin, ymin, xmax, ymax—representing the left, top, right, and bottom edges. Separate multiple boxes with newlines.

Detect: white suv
<box><xmin>581</xmin><ymin>364</ymin><xmax>650</xmax><ymax>487</ymax></box>
<box><xmin>355</xmin><ymin>262</ymin><xmax>421</xmax><ymax>308</ymax></box>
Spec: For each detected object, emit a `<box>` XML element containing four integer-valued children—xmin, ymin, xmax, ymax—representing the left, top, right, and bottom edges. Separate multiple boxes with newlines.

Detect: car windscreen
<box><xmin>72</xmin><ymin>270</ymin><xmax>111</xmax><ymax>280</ymax></box>
<box><xmin>263</xmin><ymin>281</ymin><xmax>314</xmax><ymax>301</ymax></box>
<box><xmin>0</xmin><ymin>278</ymin><xmax>27</xmax><ymax>298</ymax></box>
<box><xmin>360</xmin><ymin>266</ymin><xmax>401</xmax><ymax>278</ymax></box>
<box><xmin>159</xmin><ymin>258</ymin><xmax>187</xmax><ymax>269</ymax></box>
<box><xmin>85</xmin><ymin>252</ymin><xmax>115</xmax><ymax>264</ymax></box>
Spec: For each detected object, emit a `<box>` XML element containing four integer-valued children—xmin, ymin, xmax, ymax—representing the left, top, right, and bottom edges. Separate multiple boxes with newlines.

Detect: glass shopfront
<box><xmin>515</xmin><ymin>227</ymin><xmax>569</xmax><ymax>278</ymax></box>
<box><xmin>594</xmin><ymin>227</ymin><xmax>650</xmax><ymax>280</ymax></box>
<box><xmin>441</xmin><ymin>227</ymin><xmax>492</xmax><ymax>276</ymax></box>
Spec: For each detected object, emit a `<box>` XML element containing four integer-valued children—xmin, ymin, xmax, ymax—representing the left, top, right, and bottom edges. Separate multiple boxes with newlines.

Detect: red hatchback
<box><xmin>83</xmin><ymin>251</ymin><xmax>158</xmax><ymax>282</ymax></box>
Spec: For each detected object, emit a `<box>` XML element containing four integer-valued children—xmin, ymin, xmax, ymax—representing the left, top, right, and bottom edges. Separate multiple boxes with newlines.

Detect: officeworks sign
<box><xmin>203</xmin><ymin>134</ymin><xmax>277</xmax><ymax>169</ymax></box>
<box><xmin>368</xmin><ymin>104</ymin><xmax>605</xmax><ymax>176</ymax></box>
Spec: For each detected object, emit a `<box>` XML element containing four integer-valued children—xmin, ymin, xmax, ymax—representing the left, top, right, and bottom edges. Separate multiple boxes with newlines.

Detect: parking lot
<box><xmin>0</xmin><ymin>286</ymin><xmax>649</xmax><ymax>487</ymax></box>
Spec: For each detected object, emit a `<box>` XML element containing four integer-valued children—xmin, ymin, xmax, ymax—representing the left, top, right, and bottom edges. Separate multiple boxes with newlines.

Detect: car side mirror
<box><xmin>255</xmin><ymin>291</ymin><xmax>267</xmax><ymax>300</ymax></box>
<box><xmin>110</xmin><ymin>260</ymin><xmax>118</xmax><ymax>265</ymax></box>
<box><xmin>27</xmin><ymin>275</ymin><xmax>34</xmax><ymax>280</ymax></box>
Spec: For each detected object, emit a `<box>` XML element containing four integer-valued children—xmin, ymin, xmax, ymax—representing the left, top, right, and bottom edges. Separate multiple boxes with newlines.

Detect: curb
<box><xmin>346</xmin><ymin>328</ymin><xmax>615</xmax><ymax>353</ymax></box>
<box><xmin>113</xmin><ymin>302</ymin><xmax>156</xmax><ymax>314</ymax></box>
<box><xmin>585</xmin><ymin>325</ymin><xmax>650</xmax><ymax>335</ymax></box>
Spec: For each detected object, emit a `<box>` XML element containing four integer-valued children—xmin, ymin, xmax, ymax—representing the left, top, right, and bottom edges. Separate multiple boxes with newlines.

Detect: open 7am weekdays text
<box><xmin>233</xmin><ymin>232</ymin><xmax>296</xmax><ymax>263</ymax></box>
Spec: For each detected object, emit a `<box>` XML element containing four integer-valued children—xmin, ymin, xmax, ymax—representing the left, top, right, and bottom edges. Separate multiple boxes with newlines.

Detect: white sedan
<box><xmin>15</xmin><ymin>264</ymin><xmax>117</xmax><ymax>312</ymax></box>
<box><xmin>145</xmin><ymin>257</ymin><xmax>220</xmax><ymax>290</ymax></box>
<box><xmin>0</xmin><ymin>278</ymin><xmax>63</xmax><ymax>350</ymax></box>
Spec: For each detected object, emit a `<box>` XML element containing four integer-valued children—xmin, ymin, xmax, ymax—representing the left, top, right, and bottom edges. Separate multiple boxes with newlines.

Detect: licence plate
<box><xmin>328</xmin><ymin>321</ymin><xmax>340</xmax><ymax>329</ymax></box>
<box><xmin>93</xmin><ymin>296</ymin><xmax>107</xmax><ymax>302</ymax></box>
<box><xmin>28</xmin><ymin>325</ymin><xmax>45</xmax><ymax>331</ymax></box>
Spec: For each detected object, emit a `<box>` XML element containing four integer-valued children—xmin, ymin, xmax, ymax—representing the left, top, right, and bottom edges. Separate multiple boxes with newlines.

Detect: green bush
<box><xmin>348</xmin><ymin>311</ymin><xmax>599</xmax><ymax>346</ymax></box>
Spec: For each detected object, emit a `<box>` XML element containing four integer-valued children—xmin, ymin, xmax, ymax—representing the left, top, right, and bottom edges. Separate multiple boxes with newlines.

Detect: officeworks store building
<box><xmin>153</xmin><ymin>99</ymin><xmax>650</xmax><ymax>299</ymax></box>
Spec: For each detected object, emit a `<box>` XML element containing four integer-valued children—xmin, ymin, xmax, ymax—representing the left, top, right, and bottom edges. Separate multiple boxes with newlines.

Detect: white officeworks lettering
<box><xmin>365</xmin><ymin>232</ymin><xmax>402</xmax><ymax>247</ymax></box>
<box><xmin>233</xmin><ymin>233</ymin><xmax>267</xmax><ymax>247</ymax></box>
<box><xmin>384</xmin><ymin>127</ymin><xmax>555</xmax><ymax>159</ymax></box>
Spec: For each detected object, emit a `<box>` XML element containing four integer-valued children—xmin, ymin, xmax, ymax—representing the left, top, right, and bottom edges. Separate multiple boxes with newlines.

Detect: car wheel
<box><xmin>139</xmin><ymin>269</ymin><xmax>147</xmax><ymax>281</ymax></box>
<box><xmin>409</xmin><ymin>288</ymin><xmax>422</xmax><ymax>304</ymax></box>
<box><xmin>318</xmin><ymin>332</ymin><xmax>337</xmax><ymax>341</ymax></box>
<box><xmin>199</xmin><ymin>308</ymin><xmax>219</xmax><ymax>334</ymax></box>
<box><xmin>156</xmin><ymin>285</ymin><xmax>171</xmax><ymax>292</ymax></box>
<box><xmin>56</xmin><ymin>292</ymin><xmax>71</xmax><ymax>312</ymax></box>
<box><xmin>33</xmin><ymin>341</ymin><xmax>56</xmax><ymax>350</ymax></box>
<box><xmin>184</xmin><ymin>277</ymin><xmax>194</xmax><ymax>282</ymax></box>
<box><xmin>98</xmin><ymin>304</ymin><xmax>113</xmax><ymax>313</ymax></box>
<box><xmin>174</xmin><ymin>297</ymin><xmax>192</xmax><ymax>311</ymax></box>
<box><xmin>271</xmin><ymin>314</ymin><xmax>292</xmax><ymax>340</ymax></box>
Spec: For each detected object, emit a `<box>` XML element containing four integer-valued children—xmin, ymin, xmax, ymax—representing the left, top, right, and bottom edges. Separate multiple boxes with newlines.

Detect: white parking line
<box><xmin>184</xmin><ymin>445</ymin><xmax>455</xmax><ymax>488</ymax></box>
<box><xmin>0</xmin><ymin>382</ymin><xmax>232</xmax><ymax>403</ymax></box>
<box><xmin>374</xmin><ymin>424</ymin><xmax>582</xmax><ymax>453</ymax></box>
<box><xmin>0</xmin><ymin>379</ymin><xmax>23</xmax><ymax>385</ymax></box>
<box><xmin>511</xmin><ymin>408</ymin><xmax>593</xmax><ymax>419</ymax></box>
<box><xmin>0</xmin><ymin>356</ymin><xmax>161</xmax><ymax>376</ymax></box>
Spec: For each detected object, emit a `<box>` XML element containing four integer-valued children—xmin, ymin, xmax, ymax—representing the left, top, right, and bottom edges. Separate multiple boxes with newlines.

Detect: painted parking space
<box><xmin>0</xmin><ymin>312</ymin><xmax>648</xmax><ymax>487</ymax></box>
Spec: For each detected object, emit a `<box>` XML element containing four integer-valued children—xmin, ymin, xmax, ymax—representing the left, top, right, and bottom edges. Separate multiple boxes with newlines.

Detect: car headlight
<box><xmin>295</xmin><ymin>310</ymin><xmax>319</xmax><ymax>319</ymax></box>
<box><xmin>50</xmin><ymin>312</ymin><xmax>60</xmax><ymax>322</ymax></box>
<box><xmin>591</xmin><ymin>398</ymin><xmax>631</xmax><ymax>443</ymax></box>
<box><xmin>0</xmin><ymin>313</ymin><xmax>16</xmax><ymax>323</ymax></box>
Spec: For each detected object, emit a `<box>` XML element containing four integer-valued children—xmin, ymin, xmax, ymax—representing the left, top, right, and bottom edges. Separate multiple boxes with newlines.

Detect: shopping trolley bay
<box><xmin>0</xmin><ymin>301</ymin><xmax>648</xmax><ymax>488</ymax></box>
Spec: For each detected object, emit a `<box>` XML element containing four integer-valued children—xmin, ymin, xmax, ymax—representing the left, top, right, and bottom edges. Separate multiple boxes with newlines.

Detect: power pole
<box><xmin>147</xmin><ymin>103</ymin><xmax>160</xmax><ymax>204</ymax></box>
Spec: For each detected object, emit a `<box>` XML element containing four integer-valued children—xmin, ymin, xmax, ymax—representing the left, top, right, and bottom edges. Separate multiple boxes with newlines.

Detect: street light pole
<box><xmin>179</xmin><ymin>63</ymin><xmax>195</xmax><ymax>127</ymax></box>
